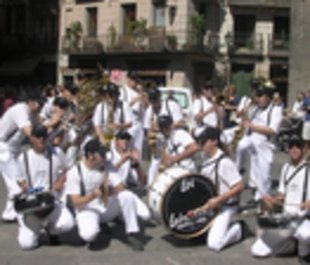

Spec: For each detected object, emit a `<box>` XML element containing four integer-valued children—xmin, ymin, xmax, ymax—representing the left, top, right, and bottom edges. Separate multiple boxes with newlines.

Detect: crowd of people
<box><xmin>0</xmin><ymin>72</ymin><xmax>309</xmax><ymax>264</ymax></box>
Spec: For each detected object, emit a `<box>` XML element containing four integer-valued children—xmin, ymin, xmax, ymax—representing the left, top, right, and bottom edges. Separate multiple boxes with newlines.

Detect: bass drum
<box><xmin>148</xmin><ymin>166</ymin><xmax>216</xmax><ymax>239</ymax></box>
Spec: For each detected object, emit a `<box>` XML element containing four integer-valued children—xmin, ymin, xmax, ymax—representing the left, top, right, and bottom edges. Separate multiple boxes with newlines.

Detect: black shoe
<box><xmin>299</xmin><ymin>254</ymin><xmax>310</xmax><ymax>265</ymax></box>
<box><xmin>237</xmin><ymin>220</ymin><xmax>251</xmax><ymax>240</ymax></box>
<box><xmin>49</xmin><ymin>235</ymin><xmax>61</xmax><ymax>246</ymax></box>
<box><xmin>126</xmin><ymin>235</ymin><xmax>144</xmax><ymax>251</ymax></box>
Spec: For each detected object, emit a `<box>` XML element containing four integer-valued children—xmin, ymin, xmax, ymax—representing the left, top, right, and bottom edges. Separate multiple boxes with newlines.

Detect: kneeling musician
<box><xmin>16</xmin><ymin>125</ymin><xmax>75</xmax><ymax>250</ymax></box>
<box><xmin>251</xmin><ymin>135</ymin><xmax>310</xmax><ymax>263</ymax></box>
<box><xmin>190</xmin><ymin>127</ymin><xmax>244</xmax><ymax>251</ymax></box>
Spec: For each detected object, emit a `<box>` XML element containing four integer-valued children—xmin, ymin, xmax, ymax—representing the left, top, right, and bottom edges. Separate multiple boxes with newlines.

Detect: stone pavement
<box><xmin>0</xmin><ymin>151</ymin><xmax>301</xmax><ymax>265</ymax></box>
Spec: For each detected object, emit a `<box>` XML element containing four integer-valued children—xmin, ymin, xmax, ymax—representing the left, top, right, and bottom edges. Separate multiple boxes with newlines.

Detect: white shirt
<box><xmin>192</xmin><ymin>97</ymin><xmax>218</xmax><ymax>136</ymax></box>
<box><xmin>17</xmin><ymin>148</ymin><xmax>68</xmax><ymax>193</ymax></box>
<box><xmin>120</xmin><ymin>86</ymin><xmax>143</xmax><ymax>124</ymax></box>
<box><xmin>291</xmin><ymin>100</ymin><xmax>305</xmax><ymax>120</ymax></box>
<box><xmin>0</xmin><ymin>102</ymin><xmax>32</xmax><ymax>152</ymax></box>
<box><xmin>65</xmin><ymin>161</ymin><xmax>122</xmax><ymax>210</ymax></box>
<box><xmin>235</xmin><ymin>96</ymin><xmax>252</xmax><ymax>124</ymax></box>
<box><xmin>166</xmin><ymin>129</ymin><xmax>196</xmax><ymax>170</ymax></box>
<box><xmin>39</xmin><ymin>97</ymin><xmax>55</xmax><ymax>121</ymax></box>
<box><xmin>201</xmin><ymin>149</ymin><xmax>242</xmax><ymax>204</ymax></box>
<box><xmin>247</xmin><ymin>103</ymin><xmax>283</xmax><ymax>143</ymax></box>
<box><xmin>278</xmin><ymin>161</ymin><xmax>310</xmax><ymax>216</ymax></box>
<box><xmin>144</xmin><ymin>99</ymin><xmax>183</xmax><ymax>130</ymax></box>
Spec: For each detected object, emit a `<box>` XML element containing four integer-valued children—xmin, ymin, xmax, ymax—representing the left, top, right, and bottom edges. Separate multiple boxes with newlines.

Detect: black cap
<box><xmin>203</xmin><ymin>80</ymin><xmax>214</xmax><ymax>90</ymax></box>
<box><xmin>197</xmin><ymin>127</ymin><xmax>221</xmax><ymax>145</ymax></box>
<box><xmin>288</xmin><ymin>134</ymin><xmax>304</xmax><ymax>149</ymax></box>
<box><xmin>31</xmin><ymin>124</ymin><xmax>48</xmax><ymax>138</ymax></box>
<box><xmin>84</xmin><ymin>139</ymin><xmax>107</xmax><ymax>158</ymax></box>
<box><xmin>116</xmin><ymin>130</ymin><xmax>131</xmax><ymax>140</ymax></box>
<box><xmin>106</xmin><ymin>83</ymin><xmax>119</xmax><ymax>96</ymax></box>
<box><xmin>63</xmin><ymin>83</ymin><xmax>79</xmax><ymax>95</ymax></box>
<box><xmin>26</xmin><ymin>90</ymin><xmax>46</xmax><ymax>106</ymax></box>
<box><xmin>127</xmin><ymin>71</ymin><xmax>138</xmax><ymax>81</ymax></box>
<box><xmin>157</xmin><ymin>115</ymin><xmax>173</xmax><ymax>130</ymax></box>
<box><xmin>251</xmin><ymin>78</ymin><xmax>261</xmax><ymax>89</ymax></box>
<box><xmin>255</xmin><ymin>85</ymin><xmax>274</xmax><ymax>98</ymax></box>
<box><xmin>148</xmin><ymin>87</ymin><xmax>161</xmax><ymax>102</ymax></box>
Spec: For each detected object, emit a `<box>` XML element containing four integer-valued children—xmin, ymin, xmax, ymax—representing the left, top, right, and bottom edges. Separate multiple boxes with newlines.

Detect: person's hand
<box><xmin>130</xmin><ymin>149</ymin><xmax>140</xmax><ymax>161</ymax></box>
<box><xmin>205</xmin><ymin>197</ymin><xmax>221</xmax><ymax>210</ymax></box>
<box><xmin>300</xmin><ymin>200</ymin><xmax>310</xmax><ymax>210</ymax></box>
<box><xmin>242</xmin><ymin>119</ymin><xmax>252</xmax><ymax>130</ymax></box>
<box><xmin>262</xmin><ymin>195</ymin><xmax>276</xmax><ymax>210</ymax></box>
<box><xmin>165</xmin><ymin>153</ymin><xmax>176</xmax><ymax>166</ymax></box>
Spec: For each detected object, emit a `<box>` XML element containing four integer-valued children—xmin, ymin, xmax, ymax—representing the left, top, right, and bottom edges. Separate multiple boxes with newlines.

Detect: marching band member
<box><xmin>120</xmin><ymin>71</ymin><xmax>144</xmax><ymax>154</ymax></box>
<box><xmin>65</xmin><ymin>139</ymin><xmax>148</xmax><ymax>251</ymax></box>
<box><xmin>235</xmin><ymin>85</ymin><xmax>283</xmax><ymax>203</ymax></box>
<box><xmin>251</xmin><ymin>135</ymin><xmax>310</xmax><ymax>263</ymax></box>
<box><xmin>192</xmin><ymin>127</ymin><xmax>244</xmax><ymax>251</ymax></box>
<box><xmin>157</xmin><ymin>115</ymin><xmax>199</xmax><ymax>172</ymax></box>
<box><xmin>0</xmin><ymin>91</ymin><xmax>43</xmax><ymax>222</ymax></box>
<box><xmin>16</xmin><ymin>125</ymin><xmax>74</xmax><ymax>250</ymax></box>
<box><xmin>93</xmin><ymin>83</ymin><xmax>133</xmax><ymax>147</ymax></box>
<box><xmin>192</xmin><ymin>81</ymin><xmax>218</xmax><ymax>138</ymax></box>
<box><xmin>143</xmin><ymin>87</ymin><xmax>185</xmax><ymax>186</ymax></box>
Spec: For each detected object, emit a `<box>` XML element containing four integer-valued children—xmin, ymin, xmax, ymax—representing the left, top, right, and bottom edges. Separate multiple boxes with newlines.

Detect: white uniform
<box><xmin>0</xmin><ymin>103</ymin><xmax>32</xmax><ymax>221</ymax></box>
<box><xmin>16</xmin><ymin>148</ymin><xmax>74</xmax><ymax>250</ymax></box>
<box><xmin>201</xmin><ymin>149</ymin><xmax>243</xmax><ymax>251</ymax></box>
<box><xmin>120</xmin><ymin>86</ymin><xmax>144</xmax><ymax>153</ymax></box>
<box><xmin>39</xmin><ymin>97</ymin><xmax>55</xmax><ymax>122</ymax></box>
<box><xmin>251</xmin><ymin>161</ymin><xmax>310</xmax><ymax>257</ymax></box>
<box><xmin>144</xmin><ymin>99</ymin><xmax>184</xmax><ymax>186</ymax></box>
<box><xmin>65</xmin><ymin>162</ymin><xmax>147</xmax><ymax>243</ymax></box>
<box><xmin>165</xmin><ymin>128</ymin><xmax>196</xmax><ymax>171</ymax></box>
<box><xmin>192</xmin><ymin>96</ymin><xmax>218</xmax><ymax>138</ymax></box>
<box><xmin>235</xmin><ymin>103</ymin><xmax>283</xmax><ymax>200</ymax></box>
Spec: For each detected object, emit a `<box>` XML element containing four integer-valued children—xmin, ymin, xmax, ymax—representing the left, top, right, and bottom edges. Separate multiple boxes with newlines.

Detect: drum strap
<box><xmin>77</xmin><ymin>163</ymin><xmax>86</xmax><ymax>196</ymax></box>
<box><xmin>303</xmin><ymin>164</ymin><xmax>309</xmax><ymax>203</ymax></box>
<box><xmin>101</xmin><ymin>102</ymin><xmax>105</xmax><ymax>125</ymax></box>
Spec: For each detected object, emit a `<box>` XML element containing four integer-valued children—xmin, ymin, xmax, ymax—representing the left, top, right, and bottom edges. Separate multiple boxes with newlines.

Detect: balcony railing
<box><xmin>229</xmin><ymin>33</ymin><xmax>263</xmax><ymax>54</ymax></box>
<box><xmin>268</xmin><ymin>34</ymin><xmax>289</xmax><ymax>56</ymax></box>
<box><xmin>61</xmin><ymin>30</ymin><xmax>220</xmax><ymax>55</ymax></box>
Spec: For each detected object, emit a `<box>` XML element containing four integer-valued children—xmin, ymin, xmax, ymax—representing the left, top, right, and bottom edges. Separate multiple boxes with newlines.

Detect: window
<box><xmin>154</xmin><ymin>5</ymin><xmax>165</xmax><ymax>27</ymax></box>
<box><xmin>86</xmin><ymin>7</ymin><xmax>97</xmax><ymax>37</ymax></box>
<box><xmin>122</xmin><ymin>4</ymin><xmax>136</xmax><ymax>35</ymax></box>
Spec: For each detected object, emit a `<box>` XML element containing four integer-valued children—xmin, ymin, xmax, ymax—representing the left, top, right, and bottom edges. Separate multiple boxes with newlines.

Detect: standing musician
<box><xmin>120</xmin><ymin>71</ymin><xmax>144</xmax><ymax>154</ymax></box>
<box><xmin>235</xmin><ymin>84</ymin><xmax>283</xmax><ymax>203</ymax></box>
<box><xmin>0</xmin><ymin>91</ymin><xmax>44</xmax><ymax>222</ymax></box>
<box><xmin>192</xmin><ymin>81</ymin><xmax>219</xmax><ymax>138</ymax></box>
<box><xmin>65</xmin><ymin>139</ymin><xmax>148</xmax><ymax>251</ymax></box>
<box><xmin>157</xmin><ymin>115</ymin><xmax>199</xmax><ymax>172</ymax></box>
<box><xmin>92</xmin><ymin>83</ymin><xmax>133</xmax><ymax>147</ymax></box>
<box><xmin>251</xmin><ymin>135</ymin><xmax>310</xmax><ymax>263</ymax></box>
<box><xmin>16</xmin><ymin>125</ymin><xmax>74</xmax><ymax>250</ymax></box>
<box><xmin>191</xmin><ymin>127</ymin><xmax>244</xmax><ymax>251</ymax></box>
<box><xmin>143</xmin><ymin>86</ymin><xmax>185</xmax><ymax>186</ymax></box>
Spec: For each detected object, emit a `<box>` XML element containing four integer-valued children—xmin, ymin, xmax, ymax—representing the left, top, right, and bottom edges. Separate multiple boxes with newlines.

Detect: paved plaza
<box><xmin>0</xmin><ymin>151</ymin><xmax>302</xmax><ymax>265</ymax></box>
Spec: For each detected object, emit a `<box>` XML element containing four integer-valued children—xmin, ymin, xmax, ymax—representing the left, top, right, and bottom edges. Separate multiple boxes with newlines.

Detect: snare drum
<box><xmin>148</xmin><ymin>166</ymin><xmax>216</xmax><ymax>239</ymax></box>
<box><xmin>14</xmin><ymin>192</ymin><xmax>55</xmax><ymax>218</ymax></box>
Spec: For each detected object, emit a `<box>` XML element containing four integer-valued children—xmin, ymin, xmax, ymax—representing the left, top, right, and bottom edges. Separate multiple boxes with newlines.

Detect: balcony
<box><xmin>229</xmin><ymin>33</ymin><xmax>263</xmax><ymax>56</ymax></box>
<box><xmin>268</xmin><ymin>34</ymin><xmax>289</xmax><ymax>57</ymax></box>
<box><xmin>229</xmin><ymin>0</ymin><xmax>290</xmax><ymax>8</ymax></box>
<box><xmin>61</xmin><ymin>30</ymin><xmax>220</xmax><ymax>55</ymax></box>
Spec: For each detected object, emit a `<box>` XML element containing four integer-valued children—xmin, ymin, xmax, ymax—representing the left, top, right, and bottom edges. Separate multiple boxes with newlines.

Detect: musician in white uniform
<box><xmin>157</xmin><ymin>115</ymin><xmax>199</xmax><ymax>172</ymax></box>
<box><xmin>144</xmin><ymin>87</ymin><xmax>184</xmax><ymax>186</ymax></box>
<box><xmin>193</xmin><ymin>127</ymin><xmax>244</xmax><ymax>251</ymax></box>
<box><xmin>251</xmin><ymin>135</ymin><xmax>310</xmax><ymax>263</ymax></box>
<box><xmin>120</xmin><ymin>71</ymin><xmax>144</xmax><ymax>153</ymax></box>
<box><xmin>0</xmin><ymin>91</ymin><xmax>43</xmax><ymax>222</ymax></box>
<box><xmin>16</xmin><ymin>125</ymin><xmax>74</xmax><ymax>250</ymax></box>
<box><xmin>192</xmin><ymin>81</ymin><xmax>218</xmax><ymax>138</ymax></box>
<box><xmin>65</xmin><ymin>139</ymin><xmax>147</xmax><ymax>251</ymax></box>
<box><xmin>235</xmin><ymin>85</ymin><xmax>283</xmax><ymax>202</ymax></box>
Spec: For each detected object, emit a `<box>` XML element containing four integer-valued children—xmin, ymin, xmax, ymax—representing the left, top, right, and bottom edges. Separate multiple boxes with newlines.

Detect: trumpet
<box><xmin>102</xmin><ymin>103</ymin><xmax>114</xmax><ymax>148</ymax></box>
<box><xmin>148</xmin><ymin>112</ymin><xmax>160</xmax><ymax>157</ymax></box>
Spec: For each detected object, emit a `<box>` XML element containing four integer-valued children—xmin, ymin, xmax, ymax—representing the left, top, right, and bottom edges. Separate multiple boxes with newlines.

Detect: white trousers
<box><xmin>236</xmin><ymin>136</ymin><xmax>273</xmax><ymax>200</ymax></box>
<box><xmin>0</xmin><ymin>149</ymin><xmax>22</xmax><ymax>221</ymax></box>
<box><xmin>17</xmin><ymin>203</ymin><xmax>75</xmax><ymax>250</ymax></box>
<box><xmin>76</xmin><ymin>190</ymin><xmax>143</xmax><ymax>243</ymax></box>
<box><xmin>207</xmin><ymin>207</ymin><xmax>242</xmax><ymax>251</ymax></box>
<box><xmin>147</xmin><ymin>157</ymin><xmax>161</xmax><ymax>187</ymax></box>
<box><xmin>251</xmin><ymin>219</ymin><xmax>310</xmax><ymax>257</ymax></box>
<box><xmin>131</xmin><ymin>124</ymin><xmax>144</xmax><ymax>156</ymax></box>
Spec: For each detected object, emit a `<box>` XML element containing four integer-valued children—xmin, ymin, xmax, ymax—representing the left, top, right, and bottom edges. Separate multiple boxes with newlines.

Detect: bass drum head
<box><xmin>162</xmin><ymin>174</ymin><xmax>216</xmax><ymax>239</ymax></box>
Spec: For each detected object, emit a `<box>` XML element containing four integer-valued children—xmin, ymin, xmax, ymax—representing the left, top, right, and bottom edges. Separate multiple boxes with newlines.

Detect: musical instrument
<box><xmin>148</xmin><ymin>111</ymin><xmax>160</xmax><ymax>157</ymax></box>
<box><xmin>148</xmin><ymin>166</ymin><xmax>216</xmax><ymax>239</ymax></box>
<box><xmin>103</xmin><ymin>103</ymin><xmax>114</xmax><ymax>148</ymax></box>
<box><xmin>14</xmin><ymin>191</ymin><xmax>55</xmax><ymax>218</ymax></box>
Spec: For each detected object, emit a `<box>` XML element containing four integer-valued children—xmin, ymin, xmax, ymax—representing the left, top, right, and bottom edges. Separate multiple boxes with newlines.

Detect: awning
<box><xmin>0</xmin><ymin>56</ymin><xmax>42</xmax><ymax>77</ymax></box>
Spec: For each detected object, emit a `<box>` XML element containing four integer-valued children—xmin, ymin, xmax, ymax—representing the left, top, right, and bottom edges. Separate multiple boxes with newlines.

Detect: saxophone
<box><xmin>148</xmin><ymin>112</ymin><xmax>159</xmax><ymax>157</ymax></box>
<box><xmin>103</xmin><ymin>103</ymin><xmax>114</xmax><ymax>148</ymax></box>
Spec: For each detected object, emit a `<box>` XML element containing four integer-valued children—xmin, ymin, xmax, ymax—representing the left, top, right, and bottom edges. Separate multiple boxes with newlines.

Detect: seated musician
<box><xmin>65</xmin><ymin>139</ymin><xmax>149</xmax><ymax>251</ymax></box>
<box><xmin>16</xmin><ymin>125</ymin><xmax>75</xmax><ymax>250</ymax></box>
<box><xmin>157</xmin><ymin>115</ymin><xmax>199</xmax><ymax>172</ymax></box>
<box><xmin>192</xmin><ymin>127</ymin><xmax>244</xmax><ymax>251</ymax></box>
<box><xmin>251</xmin><ymin>135</ymin><xmax>310</xmax><ymax>263</ymax></box>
